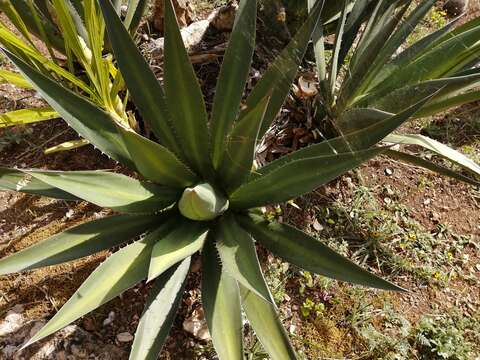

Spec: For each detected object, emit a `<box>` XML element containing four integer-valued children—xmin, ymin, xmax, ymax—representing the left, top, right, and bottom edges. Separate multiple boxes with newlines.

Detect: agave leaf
<box><xmin>4</xmin><ymin>0</ymin><xmax>65</xmax><ymax>52</ymax></box>
<box><xmin>164</xmin><ymin>0</ymin><xmax>211</xmax><ymax>176</ymax></box>
<box><xmin>215</xmin><ymin>214</ymin><xmax>271</xmax><ymax>303</ymax></box>
<box><xmin>242</xmin><ymin>0</ymin><xmax>324</xmax><ymax>138</ymax></box>
<box><xmin>366</xmin><ymin>17</ymin><xmax>460</xmax><ymax>91</ymax></box>
<box><xmin>329</xmin><ymin>0</ymin><xmax>348</xmax><ymax>93</ymax></box>
<box><xmin>24</xmin><ymin>228</ymin><xmax>161</xmax><ymax>348</ymax></box>
<box><xmin>385</xmin><ymin>149</ymin><xmax>480</xmax><ymax>187</ymax></box>
<box><xmin>0</xmin><ymin>167</ymin><xmax>78</xmax><ymax>200</ymax></box>
<box><xmin>0</xmin><ymin>23</ymin><xmax>94</xmax><ymax>96</ymax></box>
<box><xmin>148</xmin><ymin>219</ymin><xmax>208</xmax><ymax>282</ymax></box>
<box><xmin>98</xmin><ymin>0</ymin><xmax>181</xmax><ymax>156</ymax></box>
<box><xmin>308</xmin><ymin>0</ymin><xmax>327</xmax><ymax>83</ymax></box>
<box><xmin>337</xmin><ymin>0</ymin><xmax>371</xmax><ymax>68</ymax></box>
<box><xmin>210</xmin><ymin>0</ymin><xmax>257</xmax><ymax>168</ymax></box>
<box><xmin>238</xmin><ymin>213</ymin><xmax>404</xmax><ymax>291</ymax></box>
<box><xmin>385</xmin><ymin>134</ymin><xmax>480</xmax><ymax>178</ymax></box>
<box><xmin>255</xmin><ymin>93</ymin><xmax>436</xmax><ymax>176</ymax></box>
<box><xmin>44</xmin><ymin>139</ymin><xmax>90</xmax><ymax>155</ymax></box>
<box><xmin>130</xmin><ymin>258</ymin><xmax>190</xmax><ymax>360</ymax></box>
<box><xmin>202</xmin><ymin>240</ymin><xmax>244</xmax><ymax>360</ymax></box>
<box><xmin>230</xmin><ymin>148</ymin><xmax>383</xmax><ymax>209</ymax></box>
<box><xmin>0</xmin><ymin>69</ymin><xmax>32</xmax><ymax>88</ymax></box>
<box><xmin>2</xmin><ymin>49</ymin><xmax>134</xmax><ymax>167</ymax></box>
<box><xmin>27</xmin><ymin>170</ymin><xmax>180</xmax><ymax>213</ymax></box>
<box><xmin>0</xmin><ymin>107</ymin><xmax>59</xmax><ymax>128</ymax></box>
<box><xmin>117</xmin><ymin>125</ymin><xmax>198</xmax><ymax>188</ymax></box>
<box><xmin>124</xmin><ymin>0</ymin><xmax>148</xmax><ymax>33</ymax></box>
<box><xmin>360</xmin><ymin>71</ymin><xmax>480</xmax><ymax>111</ymax></box>
<box><xmin>338</xmin><ymin>1</ymin><xmax>409</xmax><ymax>109</ymax></box>
<box><xmin>240</xmin><ymin>285</ymin><xmax>297</xmax><ymax>360</ymax></box>
<box><xmin>415</xmin><ymin>90</ymin><xmax>480</xmax><ymax>118</ymax></box>
<box><xmin>0</xmin><ymin>214</ymin><xmax>163</xmax><ymax>275</ymax></box>
<box><xmin>358</xmin><ymin>0</ymin><xmax>436</xmax><ymax>94</ymax></box>
<box><xmin>219</xmin><ymin>95</ymin><xmax>270</xmax><ymax>192</ymax></box>
<box><xmin>368</xmin><ymin>25</ymin><xmax>480</xmax><ymax>100</ymax></box>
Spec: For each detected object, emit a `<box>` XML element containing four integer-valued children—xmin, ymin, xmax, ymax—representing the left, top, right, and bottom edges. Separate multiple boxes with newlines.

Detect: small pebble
<box><xmin>116</xmin><ymin>332</ymin><xmax>134</xmax><ymax>343</ymax></box>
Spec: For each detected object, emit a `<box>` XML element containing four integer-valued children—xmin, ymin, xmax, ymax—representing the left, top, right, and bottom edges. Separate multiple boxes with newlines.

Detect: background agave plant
<box><xmin>1</xmin><ymin>0</ymin><xmax>470</xmax><ymax>358</ymax></box>
<box><xmin>0</xmin><ymin>0</ymin><xmax>147</xmax><ymax>153</ymax></box>
<box><xmin>309</xmin><ymin>0</ymin><xmax>480</xmax><ymax>184</ymax></box>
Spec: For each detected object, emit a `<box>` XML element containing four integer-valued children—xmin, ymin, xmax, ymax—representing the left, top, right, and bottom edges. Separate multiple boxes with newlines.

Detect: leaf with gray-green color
<box><xmin>148</xmin><ymin>219</ymin><xmax>208</xmax><ymax>281</ymax></box>
<box><xmin>117</xmin><ymin>126</ymin><xmax>198</xmax><ymax>188</ymax></box>
<box><xmin>202</xmin><ymin>240</ymin><xmax>244</xmax><ymax>360</ymax></box>
<box><xmin>215</xmin><ymin>214</ymin><xmax>271</xmax><ymax>303</ymax></box>
<box><xmin>0</xmin><ymin>167</ymin><xmax>78</xmax><ymax>200</ymax></box>
<box><xmin>242</xmin><ymin>0</ymin><xmax>324</xmax><ymax>138</ymax></box>
<box><xmin>0</xmin><ymin>214</ymin><xmax>164</xmax><ymax>274</ymax></box>
<box><xmin>210</xmin><ymin>0</ymin><xmax>257</xmax><ymax>168</ymax></box>
<box><xmin>2</xmin><ymin>49</ymin><xmax>133</xmax><ymax>167</ymax></box>
<box><xmin>230</xmin><ymin>148</ymin><xmax>383</xmax><ymax>209</ymax></box>
<box><xmin>98</xmin><ymin>0</ymin><xmax>181</xmax><ymax>156</ymax></box>
<box><xmin>163</xmin><ymin>0</ymin><xmax>211</xmax><ymax>176</ymax></box>
<box><xmin>385</xmin><ymin>134</ymin><xmax>480</xmax><ymax>178</ymax></box>
<box><xmin>124</xmin><ymin>0</ymin><xmax>148</xmax><ymax>33</ymax></box>
<box><xmin>130</xmin><ymin>258</ymin><xmax>190</xmax><ymax>360</ymax></box>
<box><xmin>238</xmin><ymin>213</ymin><xmax>404</xmax><ymax>291</ymax></box>
<box><xmin>240</xmin><ymin>285</ymin><xmax>296</xmax><ymax>360</ymax></box>
<box><xmin>27</xmin><ymin>170</ymin><xmax>179</xmax><ymax>213</ymax></box>
<box><xmin>385</xmin><ymin>149</ymin><xmax>480</xmax><ymax>187</ymax></box>
<box><xmin>219</xmin><ymin>95</ymin><xmax>270</xmax><ymax>192</ymax></box>
<box><xmin>23</xmin><ymin>228</ymin><xmax>161</xmax><ymax>348</ymax></box>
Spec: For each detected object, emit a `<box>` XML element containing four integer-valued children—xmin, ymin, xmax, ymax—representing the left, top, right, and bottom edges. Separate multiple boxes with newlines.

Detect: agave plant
<box><xmin>0</xmin><ymin>0</ymin><xmax>147</xmax><ymax>152</ymax></box>
<box><xmin>0</xmin><ymin>0</ymin><xmax>459</xmax><ymax>358</ymax></box>
<box><xmin>308</xmin><ymin>0</ymin><xmax>480</xmax><ymax>182</ymax></box>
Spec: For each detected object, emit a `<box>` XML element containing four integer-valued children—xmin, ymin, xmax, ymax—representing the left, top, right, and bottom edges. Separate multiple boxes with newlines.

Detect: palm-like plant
<box><xmin>0</xmin><ymin>0</ymin><xmax>147</xmax><ymax>153</ymax></box>
<box><xmin>0</xmin><ymin>0</ymin><xmax>462</xmax><ymax>358</ymax></box>
<box><xmin>309</xmin><ymin>0</ymin><xmax>480</xmax><ymax>183</ymax></box>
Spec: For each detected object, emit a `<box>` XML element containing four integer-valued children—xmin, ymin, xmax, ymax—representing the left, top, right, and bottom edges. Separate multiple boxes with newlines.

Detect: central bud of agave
<box><xmin>178</xmin><ymin>183</ymin><xmax>229</xmax><ymax>221</ymax></box>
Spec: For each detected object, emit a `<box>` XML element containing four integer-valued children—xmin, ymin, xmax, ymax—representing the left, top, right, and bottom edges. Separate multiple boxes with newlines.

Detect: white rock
<box><xmin>116</xmin><ymin>332</ymin><xmax>134</xmax><ymax>343</ymax></box>
<box><xmin>0</xmin><ymin>305</ymin><xmax>25</xmax><ymax>337</ymax></box>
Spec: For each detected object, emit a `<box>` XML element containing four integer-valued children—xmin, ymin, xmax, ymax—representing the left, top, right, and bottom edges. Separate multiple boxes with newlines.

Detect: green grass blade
<box><xmin>130</xmin><ymin>258</ymin><xmax>190</xmax><ymax>360</ymax></box>
<box><xmin>230</xmin><ymin>148</ymin><xmax>383</xmax><ymax>209</ymax></box>
<box><xmin>242</xmin><ymin>0</ymin><xmax>324</xmax><ymax>138</ymax></box>
<box><xmin>385</xmin><ymin>134</ymin><xmax>480</xmax><ymax>178</ymax></box>
<box><xmin>240</xmin><ymin>285</ymin><xmax>297</xmax><ymax>360</ymax></box>
<box><xmin>117</xmin><ymin>126</ymin><xmax>198</xmax><ymax>188</ymax></box>
<box><xmin>0</xmin><ymin>214</ymin><xmax>163</xmax><ymax>274</ymax></box>
<box><xmin>215</xmin><ymin>214</ymin><xmax>271</xmax><ymax>303</ymax></box>
<box><xmin>238</xmin><ymin>213</ymin><xmax>404</xmax><ymax>291</ymax></box>
<box><xmin>0</xmin><ymin>107</ymin><xmax>59</xmax><ymax>127</ymax></box>
<box><xmin>219</xmin><ymin>95</ymin><xmax>270</xmax><ymax>192</ymax></box>
<box><xmin>23</xmin><ymin>229</ymin><xmax>160</xmax><ymax>349</ymax></box>
<box><xmin>0</xmin><ymin>167</ymin><xmax>78</xmax><ymax>200</ymax></box>
<box><xmin>163</xmin><ymin>0</ymin><xmax>211</xmax><ymax>176</ymax></box>
<box><xmin>98</xmin><ymin>0</ymin><xmax>181</xmax><ymax>155</ymax></box>
<box><xmin>210</xmin><ymin>0</ymin><xmax>257</xmax><ymax>169</ymax></box>
<box><xmin>3</xmin><ymin>49</ymin><xmax>134</xmax><ymax>167</ymax></box>
<box><xmin>27</xmin><ymin>170</ymin><xmax>180</xmax><ymax>213</ymax></box>
<box><xmin>202</xmin><ymin>240</ymin><xmax>244</xmax><ymax>360</ymax></box>
<box><xmin>148</xmin><ymin>220</ymin><xmax>208</xmax><ymax>282</ymax></box>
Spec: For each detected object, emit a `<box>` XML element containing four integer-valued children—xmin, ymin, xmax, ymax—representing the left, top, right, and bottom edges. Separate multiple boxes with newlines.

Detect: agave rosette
<box><xmin>0</xmin><ymin>0</ymin><xmax>439</xmax><ymax>358</ymax></box>
<box><xmin>309</xmin><ymin>0</ymin><xmax>480</xmax><ymax>183</ymax></box>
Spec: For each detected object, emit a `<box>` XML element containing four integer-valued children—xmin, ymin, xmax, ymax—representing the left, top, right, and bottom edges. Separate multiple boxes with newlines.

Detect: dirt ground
<box><xmin>0</xmin><ymin>2</ymin><xmax>480</xmax><ymax>360</ymax></box>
